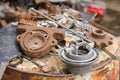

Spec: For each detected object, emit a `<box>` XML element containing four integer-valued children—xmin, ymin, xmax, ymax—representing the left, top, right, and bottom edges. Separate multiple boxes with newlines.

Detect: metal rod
<box><xmin>29</xmin><ymin>8</ymin><xmax>93</xmax><ymax>43</ymax></box>
<box><xmin>29</xmin><ymin>8</ymin><xmax>83</xmax><ymax>37</ymax></box>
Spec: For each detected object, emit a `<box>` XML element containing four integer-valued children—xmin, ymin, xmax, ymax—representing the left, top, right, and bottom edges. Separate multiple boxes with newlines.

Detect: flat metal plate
<box><xmin>80</xmin><ymin>11</ymin><xmax>96</xmax><ymax>21</ymax></box>
<box><xmin>0</xmin><ymin>24</ymin><xmax>21</xmax><ymax>63</ymax></box>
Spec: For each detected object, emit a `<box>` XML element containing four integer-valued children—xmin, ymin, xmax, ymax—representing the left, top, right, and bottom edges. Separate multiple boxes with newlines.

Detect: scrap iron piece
<box><xmin>0</xmin><ymin>24</ymin><xmax>21</xmax><ymax>79</ymax></box>
<box><xmin>29</xmin><ymin>8</ymin><xmax>93</xmax><ymax>43</ymax></box>
<box><xmin>18</xmin><ymin>12</ymin><xmax>44</xmax><ymax>26</ymax></box>
<box><xmin>85</xmin><ymin>29</ymin><xmax>113</xmax><ymax>48</ymax></box>
<box><xmin>59</xmin><ymin>40</ymin><xmax>99</xmax><ymax>74</ymax></box>
<box><xmin>18</xmin><ymin>12</ymin><xmax>35</xmax><ymax>25</ymax></box>
<box><xmin>17</xmin><ymin>25</ymin><xmax>65</xmax><ymax>58</ymax></box>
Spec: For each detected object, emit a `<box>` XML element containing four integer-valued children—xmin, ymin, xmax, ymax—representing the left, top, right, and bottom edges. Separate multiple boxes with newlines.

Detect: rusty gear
<box><xmin>85</xmin><ymin>29</ymin><xmax>113</xmax><ymax>48</ymax></box>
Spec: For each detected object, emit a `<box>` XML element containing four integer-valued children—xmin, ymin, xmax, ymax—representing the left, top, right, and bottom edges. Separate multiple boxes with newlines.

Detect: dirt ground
<box><xmin>96</xmin><ymin>0</ymin><xmax>120</xmax><ymax>37</ymax></box>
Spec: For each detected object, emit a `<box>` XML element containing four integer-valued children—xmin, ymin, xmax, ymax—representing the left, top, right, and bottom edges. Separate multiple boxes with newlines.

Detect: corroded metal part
<box><xmin>18</xmin><ymin>12</ymin><xmax>36</xmax><ymax>26</ymax></box>
<box><xmin>59</xmin><ymin>40</ymin><xmax>99</xmax><ymax>74</ymax></box>
<box><xmin>29</xmin><ymin>8</ymin><xmax>93</xmax><ymax>43</ymax></box>
<box><xmin>2</xmin><ymin>28</ymin><xmax>120</xmax><ymax>80</ymax></box>
<box><xmin>85</xmin><ymin>29</ymin><xmax>113</xmax><ymax>48</ymax></box>
<box><xmin>15</xmin><ymin>58</ymin><xmax>41</xmax><ymax>72</ymax></box>
<box><xmin>17</xmin><ymin>25</ymin><xmax>65</xmax><ymax>58</ymax></box>
<box><xmin>2</xmin><ymin>55</ymin><xmax>119</xmax><ymax>80</ymax></box>
<box><xmin>2</xmin><ymin>41</ymin><xmax>119</xmax><ymax>80</ymax></box>
<box><xmin>18</xmin><ymin>12</ymin><xmax>46</xmax><ymax>26</ymax></box>
<box><xmin>41</xmin><ymin>56</ymin><xmax>63</xmax><ymax>74</ymax></box>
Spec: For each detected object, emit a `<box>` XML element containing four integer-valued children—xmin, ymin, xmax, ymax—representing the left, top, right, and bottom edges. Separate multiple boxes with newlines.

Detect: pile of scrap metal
<box><xmin>0</xmin><ymin>0</ymin><xmax>119</xmax><ymax>80</ymax></box>
<box><xmin>0</xmin><ymin>0</ymin><xmax>73</xmax><ymax>28</ymax></box>
<box><xmin>0</xmin><ymin>0</ymin><xmax>55</xmax><ymax>28</ymax></box>
<box><xmin>0</xmin><ymin>0</ymin><xmax>101</xmax><ymax>27</ymax></box>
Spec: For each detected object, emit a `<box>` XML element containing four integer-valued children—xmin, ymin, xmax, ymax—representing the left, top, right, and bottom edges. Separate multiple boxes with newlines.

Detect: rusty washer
<box><xmin>59</xmin><ymin>40</ymin><xmax>99</xmax><ymax>74</ymax></box>
<box><xmin>17</xmin><ymin>25</ymin><xmax>65</xmax><ymax>58</ymax></box>
<box><xmin>85</xmin><ymin>29</ymin><xmax>113</xmax><ymax>48</ymax></box>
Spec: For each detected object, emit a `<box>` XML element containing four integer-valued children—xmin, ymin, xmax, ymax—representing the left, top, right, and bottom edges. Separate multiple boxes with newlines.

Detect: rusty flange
<box><xmin>17</xmin><ymin>25</ymin><xmax>65</xmax><ymax>58</ymax></box>
<box><xmin>85</xmin><ymin>29</ymin><xmax>113</xmax><ymax>48</ymax></box>
<box><xmin>18</xmin><ymin>12</ymin><xmax>45</xmax><ymax>26</ymax></box>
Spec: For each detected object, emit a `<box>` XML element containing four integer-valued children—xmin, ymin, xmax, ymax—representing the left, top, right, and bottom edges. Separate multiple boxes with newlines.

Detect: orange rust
<box><xmin>91</xmin><ymin>68</ymin><xmax>108</xmax><ymax>80</ymax></box>
<box><xmin>48</xmin><ymin>5</ymin><xmax>61</xmax><ymax>15</ymax></box>
<box><xmin>39</xmin><ymin>0</ymin><xmax>61</xmax><ymax>15</ymax></box>
<box><xmin>39</xmin><ymin>5</ymin><xmax>61</xmax><ymax>16</ymax></box>
<box><xmin>3</xmin><ymin>66</ymin><xmax>75</xmax><ymax>80</ymax></box>
<box><xmin>18</xmin><ymin>12</ymin><xmax>36</xmax><ymax>26</ymax></box>
<box><xmin>105</xmin><ymin>61</ymin><xmax>119</xmax><ymax>80</ymax></box>
<box><xmin>96</xmin><ymin>68</ymin><xmax>110</xmax><ymax>76</ymax></box>
<box><xmin>2</xmin><ymin>16</ymin><xmax>120</xmax><ymax>80</ymax></box>
<box><xmin>18</xmin><ymin>12</ymin><xmax>45</xmax><ymax>26</ymax></box>
<box><xmin>91</xmin><ymin>60</ymin><xmax>119</xmax><ymax>80</ymax></box>
<box><xmin>17</xmin><ymin>25</ymin><xmax>65</xmax><ymax>58</ymax></box>
<box><xmin>19</xmin><ymin>19</ymin><xmax>37</xmax><ymax>26</ymax></box>
<box><xmin>85</xmin><ymin>29</ymin><xmax>113</xmax><ymax>48</ymax></box>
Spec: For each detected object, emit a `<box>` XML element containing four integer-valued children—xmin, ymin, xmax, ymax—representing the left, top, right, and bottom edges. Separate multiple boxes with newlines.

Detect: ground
<box><xmin>96</xmin><ymin>0</ymin><xmax>120</xmax><ymax>37</ymax></box>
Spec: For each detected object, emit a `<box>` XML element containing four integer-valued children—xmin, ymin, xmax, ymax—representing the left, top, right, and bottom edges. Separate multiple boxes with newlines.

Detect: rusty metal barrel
<box><xmin>2</xmin><ymin>36</ymin><xmax>120</xmax><ymax>80</ymax></box>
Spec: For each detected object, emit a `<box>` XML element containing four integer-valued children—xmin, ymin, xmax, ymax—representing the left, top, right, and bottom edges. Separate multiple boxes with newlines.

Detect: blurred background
<box><xmin>0</xmin><ymin>0</ymin><xmax>120</xmax><ymax>36</ymax></box>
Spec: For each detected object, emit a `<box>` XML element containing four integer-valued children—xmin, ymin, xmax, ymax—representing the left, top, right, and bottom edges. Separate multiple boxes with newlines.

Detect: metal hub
<box><xmin>85</xmin><ymin>29</ymin><xmax>113</xmax><ymax>48</ymax></box>
<box><xmin>59</xmin><ymin>41</ymin><xmax>99</xmax><ymax>66</ymax></box>
<box><xmin>23</xmin><ymin>31</ymin><xmax>48</xmax><ymax>51</ymax></box>
<box><xmin>92</xmin><ymin>29</ymin><xmax>105</xmax><ymax>39</ymax></box>
<box><xmin>17</xmin><ymin>25</ymin><xmax>65</xmax><ymax>58</ymax></box>
<box><xmin>59</xmin><ymin>40</ymin><xmax>99</xmax><ymax>74</ymax></box>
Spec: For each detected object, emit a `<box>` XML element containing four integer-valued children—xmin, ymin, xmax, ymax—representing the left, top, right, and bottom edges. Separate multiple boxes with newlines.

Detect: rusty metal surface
<box><xmin>2</xmin><ymin>38</ymin><xmax>120</xmax><ymax>80</ymax></box>
<box><xmin>17</xmin><ymin>25</ymin><xmax>65</xmax><ymax>58</ymax></box>
<box><xmin>0</xmin><ymin>1</ymin><xmax>119</xmax><ymax>80</ymax></box>
<box><xmin>0</xmin><ymin>0</ymin><xmax>119</xmax><ymax>80</ymax></box>
<box><xmin>2</xmin><ymin>12</ymin><xmax>120</xmax><ymax>80</ymax></box>
<box><xmin>18</xmin><ymin>12</ymin><xmax>46</xmax><ymax>26</ymax></box>
<box><xmin>85</xmin><ymin>29</ymin><xmax>113</xmax><ymax>48</ymax></box>
<box><xmin>1</xmin><ymin>9</ymin><xmax>119</xmax><ymax>80</ymax></box>
<box><xmin>2</xmin><ymin>60</ymin><xmax>119</xmax><ymax>80</ymax></box>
